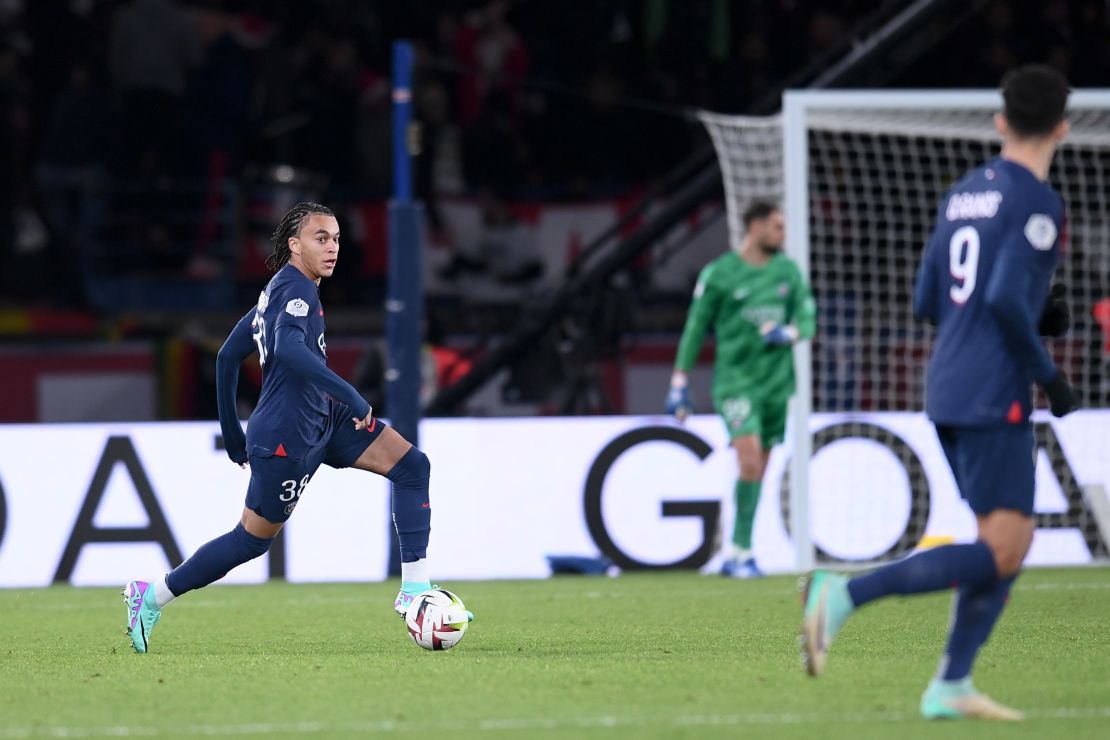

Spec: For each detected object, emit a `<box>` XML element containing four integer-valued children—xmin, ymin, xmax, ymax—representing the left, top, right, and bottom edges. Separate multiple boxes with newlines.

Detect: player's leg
<box><xmin>939</xmin><ymin>510</ymin><xmax>1032</xmax><ymax>679</ymax></box>
<box><xmin>346</xmin><ymin>426</ymin><xmax>434</xmax><ymax>613</ymax></box>
<box><xmin>921</xmin><ymin>437</ymin><xmax>1034</xmax><ymax>724</ymax></box>
<box><xmin>802</xmin><ymin>425</ymin><xmax>1014</xmax><ymax>677</ymax></box>
<box><xmin>162</xmin><ymin>506</ymin><xmax>282</xmax><ymax>596</ymax></box>
<box><xmin>323</xmin><ymin>415</ymin><xmax>443</xmax><ymax>617</ymax></box>
<box><xmin>920</xmin><ymin>510</ymin><xmax>1029</xmax><ymax>721</ymax></box>
<box><xmin>724</xmin><ymin>434</ymin><xmax>765</xmax><ymax>578</ymax></box>
<box><xmin>123</xmin><ymin>456</ymin><xmax>308</xmax><ymax>653</ymax></box>
<box><xmin>735</xmin><ymin>400</ymin><xmax>786</xmax><ymax>578</ymax></box>
<box><xmin>711</xmin><ymin>396</ymin><xmax>763</xmax><ymax>577</ymax></box>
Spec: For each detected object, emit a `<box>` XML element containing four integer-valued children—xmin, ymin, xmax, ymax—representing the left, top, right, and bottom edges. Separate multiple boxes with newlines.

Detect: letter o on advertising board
<box><xmin>780</xmin><ymin>422</ymin><xmax>930</xmax><ymax>564</ymax></box>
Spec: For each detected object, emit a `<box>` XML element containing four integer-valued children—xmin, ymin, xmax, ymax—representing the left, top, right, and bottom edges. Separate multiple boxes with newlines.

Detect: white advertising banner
<box><xmin>0</xmin><ymin>423</ymin><xmax>391</xmax><ymax>587</ymax></box>
<box><xmin>0</xmin><ymin>412</ymin><xmax>1106</xmax><ymax>587</ymax></box>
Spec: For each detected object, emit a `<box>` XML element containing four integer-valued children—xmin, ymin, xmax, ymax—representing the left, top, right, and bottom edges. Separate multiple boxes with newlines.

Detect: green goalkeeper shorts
<box><xmin>715</xmin><ymin>395</ymin><xmax>788</xmax><ymax>448</ymax></box>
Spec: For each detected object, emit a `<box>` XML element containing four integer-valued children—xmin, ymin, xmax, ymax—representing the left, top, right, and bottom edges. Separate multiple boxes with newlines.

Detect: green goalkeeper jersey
<box><xmin>675</xmin><ymin>250</ymin><xmax>816</xmax><ymax>404</ymax></box>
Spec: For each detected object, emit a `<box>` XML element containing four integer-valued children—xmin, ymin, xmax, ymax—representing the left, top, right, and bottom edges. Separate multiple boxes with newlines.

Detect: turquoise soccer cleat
<box><xmin>122</xmin><ymin>580</ymin><xmax>161</xmax><ymax>654</ymax></box>
<box><xmin>394</xmin><ymin>583</ymin><xmax>474</xmax><ymax>622</ymax></box>
<box><xmin>393</xmin><ymin>581</ymin><xmax>431</xmax><ymax>617</ymax></box>
<box><xmin>920</xmin><ymin>678</ymin><xmax>1024</xmax><ymax>721</ymax></box>
<box><xmin>799</xmin><ymin>570</ymin><xmax>853</xmax><ymax>676</ymax></box>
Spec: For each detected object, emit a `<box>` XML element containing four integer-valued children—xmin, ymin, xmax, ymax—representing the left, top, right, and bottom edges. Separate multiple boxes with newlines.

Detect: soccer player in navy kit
<box><xmin>122</xmin><ymin>202</ymin><xmax>465</xmax><ymax>652</ymax></box>
<box><xmin>800</xmin><ymin>66</ymin><xmax>1079</xmax><ymax>720</ymax></box>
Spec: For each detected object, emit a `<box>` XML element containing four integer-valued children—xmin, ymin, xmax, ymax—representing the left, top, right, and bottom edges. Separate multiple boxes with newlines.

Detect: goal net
<box><xmin>700</xmin><ymin>91</ymin><xmax>1110</xmax><ymax>571</ymax></box>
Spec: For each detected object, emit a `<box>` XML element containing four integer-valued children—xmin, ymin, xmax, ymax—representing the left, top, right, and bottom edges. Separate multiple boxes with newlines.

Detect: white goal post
<box><xmin>702</xmin><ymin>90</ymin><xmax>1110</xmax><ymax>572</ymax></box>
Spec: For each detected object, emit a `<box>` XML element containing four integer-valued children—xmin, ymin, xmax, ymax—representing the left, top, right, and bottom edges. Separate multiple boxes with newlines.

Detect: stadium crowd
<box><xmin>1</xmin><ymin>0</ymin><xmax>1107</xmax><ymax>309</ymax></box>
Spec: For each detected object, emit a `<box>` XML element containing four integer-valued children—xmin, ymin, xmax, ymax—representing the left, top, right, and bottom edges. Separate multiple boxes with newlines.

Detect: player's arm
<box><xmin>983</xmin><ymin>219</ymin><xmax>1077</xmax><ymax>416</ymax></box>
<box><xmin>793</xmin><ymin>274</ymin><xmax>817</xmax><ymax>341</ymax></box>
<box><xmin>216</xmin><ymin>310</ymin><xmax>256</xmax><ymax>465</ymax></box>
<box><xmin>912</xmin><ymin>263</ymin><xmax>939</xmax><ymax>324</ymax></box>
<box><xmin>764</xmin><ymin>265</ymin><xmax>816</xmax><ymax>345</ymax></box>
<box><xmin>668</xmin><ymin>265</ymin><xmax>722</xmax><ymax>419</ymax></box>
<box><xmin>1038</xmin><ymin>211</ymin><xmax>1071</xmax><ymax>337</ymax></box>
<box><xmin>272</xmin><ymin>325</ymin><xmax>372</xmax><ymax>421</ymax></box>
<box><xmin>1038</xmin><ymin>283</ymin><xmax>1070</xmax><ymax>337</ymax></box>
<box><xmin>912</xmin><ymin>231</ymin><xmax>941</xmax><ymax>325</ymax></box>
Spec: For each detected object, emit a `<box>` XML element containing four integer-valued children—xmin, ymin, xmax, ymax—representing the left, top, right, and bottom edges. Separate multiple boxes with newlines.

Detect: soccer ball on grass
<box><xmin>404</xmin><ymin>588</ymin><xmax>468</xmax><ymax>651</ymax></box>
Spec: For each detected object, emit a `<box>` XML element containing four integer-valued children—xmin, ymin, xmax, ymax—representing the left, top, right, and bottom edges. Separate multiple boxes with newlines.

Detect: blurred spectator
<box><xmin>421</xmin><ymin>313</ymin><xmax>474</xmax><ymax>406</ymax></box>
<box><xmin>453</xmin><ymin>0</ymin><xmax>529</xmax><ymax>128</ymax></box>
<box><xmin>808</xmin><ymin>10</ymin><xmax>848</xmax><ymax>57</ymax></box>
<box><xmin>291</xmin><ymin>29</ymin><xmax>390</xmax><ymax>192</ymax></box>
<box><xmin>974</xmin><ymin>0</ymin><xmax>1025</xmax><ymax>85</ymax></box>
<box><xmin>11</xmin><ymin>0</ymin><xmax>1100</xmax><ymax>211</ymax></box>
<box><xmin>415</xmin><ymin>76</ymin><xmax>464</xmax><ymax>239</ymax></box>
<box><xmin>188</xmin><ymin>6</ymin><xmax>251</xmax><ymax>174</ymax></box>
<box><xmin>1069</xmin><ymin>0</ymin><xmax>1110</xmax><ymax>87</ymax></box>
<box><xmin>440</xmin><ymin>188</ymin><xmax>542</xmax><ymax>286</ymax></box>
<box><xmin>1095</xmin><ymin>299</ymin><xmax>1110</xmax><ymax>357</ymax></box>
<box><xmin>186</xmin><ymin>4</ymin><xmax>252</xmax><ymax>277</ymax></box>
<box><xmin>1095</xmin><ymin>297</ymin><xmax>1110</xmax><ymax>405</ymax></box>
<box><xmin>0</xmin><ymin>0</ymin><xmax>1101</xmax><ymax>307</ymax></box>
<box><xmin>0</xmin><ymin>39</ymin><xmax>21</xmax><ymax>298</ymax></box>
<box><xmin>0</xmin><ymin>29</ymin><xmax>40</xmax><ymax>302</ymax></box>
<box><xmin>109</xmin><ymin>0</ymin><xmax>201</xmax><ymax>177</ymax></box>
<box><xmin>351</xmin><ymin>312</ymin><xmax>476</xmax><ymax>413</ymax></box>
<box><xmin>417</xmin><ymin>79</ymin><xmax>465</xmax><ymax>198</ymax></box>
<box><xmin>34</xmin><ymin>58</ymin><xmax>114</xmax><ymax>304</ymax></box>
<box><xmin>352</xmin><ymin>69</ymin><xmax>392</xmax><ymax>194</ymax></box>
<box><xmin>463</xmin><ymin>89</ymin><xmax>529</xmax><ymax>196</ymax></box>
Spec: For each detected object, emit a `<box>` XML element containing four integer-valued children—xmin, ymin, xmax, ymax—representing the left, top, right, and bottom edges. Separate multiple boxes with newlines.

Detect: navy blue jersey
<box><xmin>914</xmin><ymin>158</ymin><xmax>1064</xmax><ymax>426</ymax></box>
<box><xmin>247</xmin><ymin>265</ymin><xmax>331</xmax><ymax>458</ymax></box>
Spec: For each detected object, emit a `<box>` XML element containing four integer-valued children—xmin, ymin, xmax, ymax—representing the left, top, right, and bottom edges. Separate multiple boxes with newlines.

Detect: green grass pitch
<box><xmin>1</xmin><ymin>568</ymin><xmax>1108</xmax><ymax>739</ymax></box>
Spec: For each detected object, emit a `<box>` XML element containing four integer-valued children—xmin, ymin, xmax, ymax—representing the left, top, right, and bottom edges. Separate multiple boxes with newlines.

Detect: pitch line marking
<box><xmin>2</xmin><ymin>707</ymin><xmax>1109</xmax><ymax>736</ymax></box>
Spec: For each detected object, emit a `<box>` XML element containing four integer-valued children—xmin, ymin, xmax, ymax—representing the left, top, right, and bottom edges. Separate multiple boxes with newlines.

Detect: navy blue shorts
<box><xmin>935</xmin><ymin>423</ymin><xmax>1035</xmax><ymax>516</ymax></box>
<box><xmin>246</xmin><ymin>403</ymin><xmax>387</xmax><ymax>523</ymax></box>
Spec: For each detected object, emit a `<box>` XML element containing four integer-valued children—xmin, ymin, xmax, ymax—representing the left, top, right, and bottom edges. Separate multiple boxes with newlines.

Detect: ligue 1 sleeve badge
<box><xmin>1024</xmin><ymin>214</ymin><xmax>1057</xmax><ymax>251</ymax></box>
<box><xmin>286</xmin><ymin>298</ymin><xmax>310</xmax><ymax>317</ymax></box>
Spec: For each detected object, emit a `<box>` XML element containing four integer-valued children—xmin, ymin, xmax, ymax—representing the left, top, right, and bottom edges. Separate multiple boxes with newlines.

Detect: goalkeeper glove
<box><xmin>665</xmin><ymin>374</ymin><xmax>693</xmax><ymax>422</ymax></box>
<box><xmin>1038</xmin><ymin>283</ymin><xmax>1070</xmax><ymax>337</ymax></box>
<box><xmin>1042</xmin><ymin>370</ymin><xmax>1079</xmax><ymax>418</ymax></box>
<box><xmin>760</xmin><ymin>323</ymin><xmax>799</xmax><ymax>346</ymax></box>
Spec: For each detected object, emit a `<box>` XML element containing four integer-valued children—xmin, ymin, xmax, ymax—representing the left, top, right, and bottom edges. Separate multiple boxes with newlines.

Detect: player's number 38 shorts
<box><xmin>245</xmin><ymin>403</ymin><xmax>386</xmax><ymax>523</ymax></box>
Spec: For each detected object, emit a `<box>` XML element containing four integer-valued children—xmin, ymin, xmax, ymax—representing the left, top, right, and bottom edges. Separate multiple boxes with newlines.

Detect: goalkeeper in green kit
<box><xmin>666</xmin><ymin>201</ymin><xmax>816</xmax><ymax>577</ymax></box>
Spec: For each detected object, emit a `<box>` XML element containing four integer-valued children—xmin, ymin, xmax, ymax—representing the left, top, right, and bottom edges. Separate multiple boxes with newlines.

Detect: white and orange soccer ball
<box><xmin>404</xmin><ymin>589</ymin><xmax>469</xmax><ymax>651</ymax></box>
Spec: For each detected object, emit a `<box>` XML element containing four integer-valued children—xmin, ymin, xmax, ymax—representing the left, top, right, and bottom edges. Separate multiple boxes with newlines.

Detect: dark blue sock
<box><xmin>164</xmin><ymin>523</ymin><xmax>272</xmax><ymax>596</ymax></box>
<box><xmin>940</xmin><ymin>575</ymin><xmax>1015</xmax><ymax>681</ymax></box>
<box><xmin>386</xmin><ymin>446</ymin><xmax>431</xmax><ymax>563</ymax></box>
<box><xmin>847</xmin><ymin>542</ymin><xmax>998</xmax><ymax>608</ymax></box>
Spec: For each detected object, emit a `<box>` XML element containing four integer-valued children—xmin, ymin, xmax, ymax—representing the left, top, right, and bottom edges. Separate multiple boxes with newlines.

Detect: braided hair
<box><xmin>267</xmin><ymin>202</ymin><xmax>335</xmax><ymax>272</ymax></box>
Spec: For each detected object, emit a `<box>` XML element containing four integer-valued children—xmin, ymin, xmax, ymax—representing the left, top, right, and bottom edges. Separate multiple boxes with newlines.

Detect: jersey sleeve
<box><xmin>272</xmin><ymin>325</ymin><xmax>371</xmax><ymax>419</ymax></box>
<box><xmin>913</xmin><ymin>232</ymin><xmax>942</xmax><ymax>324</ymax></box>
<box><xmin>271</xmin><ymin>280</ymin><xmax>319</xmax><ymax>335</ymax></box>
<box><xmin>913</xmin><ymin>204</ymin><xmax>947</xmax><ymax>324</ymax></box>
<box><xmin>789</xmin><ymin>262</ymin><xmax>817</xmax><ymax>340</ymax></box>
<box><xmin>215</xmin><ymin>310</ymin><xmax>256</xmax><ymax>464</ymax></box>
<box><xmin>982</xmin><ymin>201</ymin><xmax>1062</xmax><ymax>384</ymax></box>
<box><xmin>674</xmin><ymin>262</ymin><xmax>723</xmax><ymax>371</ymax></box>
